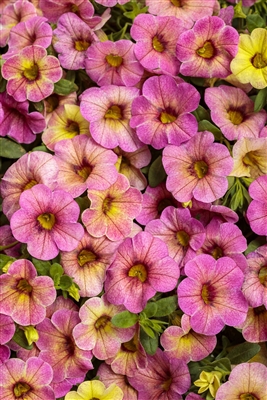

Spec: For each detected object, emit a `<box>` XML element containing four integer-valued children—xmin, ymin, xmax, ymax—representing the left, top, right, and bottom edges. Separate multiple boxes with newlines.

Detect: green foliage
<box><xmin>226</xmin><ymin>342</ymin><xmax>261</xmax><ymax>364</ymax></box>
<box><xmin>148</xmin><ymin>155</ymin><xmax>166</xmax><ymax>187</ymax></box>
<box><xmin>54</xmin><ymin>78</ymin><xmax>78</xmax><ymax>96</ymax></box>
<box><xmin>111</xmin><ymin>311</ymin><xmax>139</xmax><ymax>328</ymax></box>
<box><xmin>32</xmin><ymin>258</ymin><xmax>51</xmax><ymax>276</ymax></box>
<box><xmin>12</xmin><ymin>327</ymin><xmax>33</xmax><ymax>350</ymax></box>
<box><xmin>246</xmin><ymin>14</ymin><xmax>266</xmax><ymax>32</ymax></box>
<box><xmin>245</xmin><ymin>237</ymin><xmax>267</xmax><ymax>255</ymax></box>
<box><xmin>254</xmin><ymin>87</ymin><xmax>267</xmax><ymax>112</ymax></box>
<box><xmin>140</xmin><ymin>327</ymin><xmax>158</xmax><ymax>355</ymax></box>
<box><xmin>192</xmin><ymin>105</ymin><xmax>210</xmax><ymax>122</ymax></box>
<box><xmin>198</xmin><ymin>120</ymin><xmax>222</xmax><ymax>141</ymax></box>
<box><xmin>0</xmin><ymin>138</ymin><xmax>26</xmax><ymax>158</ymax></box>
<box><xmin>0</xmin><ymin>254</ymin><xmax>16</xmax><ymax>271</ymax></box>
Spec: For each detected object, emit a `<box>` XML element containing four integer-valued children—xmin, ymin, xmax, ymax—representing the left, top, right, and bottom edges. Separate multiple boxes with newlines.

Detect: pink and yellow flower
<box><xmin>39</xmin><ymin>0</ymin><xmax>96</xmax><ymax>24</ymax></box>
<box><xmin>0</xmin><ymin>314</ymin><xmax>15</xmax><ymax>345</ymax></box>
<box><xmin>238</xmin><ymin>306</ymin><xmax>267</xmax><ymax>343</ymax></box>
<box><xmin>2</xmin><ymin>45</ymin><xmax>62</xmax><ymax>102</ymax></box>
<box><xmin>247</xmin><ymin>175</ymin><xmax>267</xmax><ymax>236</ymax></box>
<box><xmin>65</xmin><ymin>380</ymin><xmax>123</xmax><ymax>400</ymax></box>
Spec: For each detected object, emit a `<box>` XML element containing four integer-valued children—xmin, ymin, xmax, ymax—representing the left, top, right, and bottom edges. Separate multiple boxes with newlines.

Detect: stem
<box><xmin>0</xmin><ymin>241</ymin><xmax>19</xmax><ymax>251</ymax></box>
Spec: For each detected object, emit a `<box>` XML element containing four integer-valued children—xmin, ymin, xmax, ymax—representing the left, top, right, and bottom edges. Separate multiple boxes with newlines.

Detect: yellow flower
<box><xmin>23</xmin><ymin>326</ymin><xmax>39</xmax><ymax>346</ymax></box>
<box><xmin>230</xmin><ymin>28</ymin><xmax>267</xmax><ymax>89</ymax></box>
<box><xmin>65</xmin><ymin>380</ymin><xmax>123</xmax><ymax>400</ymax></box>
<box><xmin>194</xmin><ymin>370</ymin><xmax>222</xmax><ymax>398</ymax></box>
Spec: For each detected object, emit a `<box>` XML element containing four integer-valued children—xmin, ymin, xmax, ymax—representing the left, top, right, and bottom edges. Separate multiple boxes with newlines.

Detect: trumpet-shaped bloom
<box><xmin>231</xmin><ymin>28</ymin><xmax>267</xmax><ymax>89</ymax></box>
<box><xmin>85</xmin><ymin>39</ymin><xmax>144</xmax><ymax>87</ymax></box>
<box><xmin>0</xmin><ymin>92</ymin><xmax>46</xmax><ymax>144</ymax></box>
<box><xmin>176</xmin><ymin>16</ymin><xmax>239</xmax><ymax>78</ymax></box>
<box><xmin>247</xmin><ymin>175</ymin><xmax>267</xmax><ymax>236</ymax></box>
<box><xmin>39</xmin><ymin>0</ymin><xmax>95</xmax><ymax>23</ymax></box>
<box><xmin>0</xmin><ymin>314</ymin><xmax>15</xmax><ymax>345</ymax></box>
<box><xmin>178</xmin><ymin>254</ymin><xmax>248</xmax><ymax>335</ymax></box>
<box><xmin>205</xmin><ymin>85</ymin><xmax>267</xmax><ymax>140</ymax></box>
<box><xmin>238</xmin><ymin>306</ymin><xmax>267</xmax><ymax>343</ymax></box>
<box><xmin>216</xmin><ymin>362</ymin><xmax>267</xmax><ymax>400</ymax></box>
<box><xmin>80</xmin><ymin>85</ymin><xmax>142</xmax><ymax>152</ymax></box>
<box><xmin>0</xmin><ymin>357</ymin><xmax>54</xmax><ymax>400</ymax></box>
<box><xmin>54</xmin><ymin>135</ymin><xmax>118</xmax><ymax>198</ymax></box>
<box><xmin>53</xmin><ymin>13</ymin><xmax>98</xmax><ymax>70</ymax></box>
<box><xmin>2</xmin><ymin>45</ymin><xmax>62</xmax><ymax>102</ymax></box>
<box><xmin>10</xmin><ymin>184</ymin><xmax>84</xmax><ymax>260</ymax></box>
<box><xmin>82</xmin><ymin>174</ymin><xmax>142</xmax><ymax>241</ymax></box>
<box><xmin>131</xmin><ymin>75</ymin><xmax>200</xmax><ymax>149</ymax></box>
<box><xmin>105</xmin><ymin>231</ymin><xmax>180</xmax><ymax>313</ymax></box>
<box><xmin>73</xmin><ymin>296</ymin><xmax>135</xmax><ymax>360</ymax></box>
<box><xmin>0</xmin><ymin>259</ymin><xmax>56</xmax><ymax>326</ymax></box>
<box><xmin>65</xmin><ymin>380</ymin><xmax>123</xmax><ymax>400</ymax></box>
<box><xmin>163</xmin><ymin>131</ymin><xmax>233</xmax><ymax>203</ymax></box>
<box><xmin>130</xmin><ymin>14</ymin><xmax>185</xmax><ymax>76</ymax></box>
<box><xmin>189</xmin><ymin>199</ymin><xmax>239</xmax><ymax>226</ymax></box>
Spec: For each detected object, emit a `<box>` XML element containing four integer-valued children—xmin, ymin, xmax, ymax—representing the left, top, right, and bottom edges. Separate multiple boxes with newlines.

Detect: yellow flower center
<box><xmin>66</xmin><ymin>120</ymin><xmax>80</xmax><ymax>135</ymax></box>
<box><xmin>122</xmin><ymin>334</ymin><xmax>139</xmax><ymax>352</ymax></box>
<box><xmin>259</xmin><ymin>266</ymin><xmax>267</xmax><ymax>287</ymax></box>
<box><xmin>128</xmin><ymin>263</ymin><xmax>147</xmax><ymax>283</ymax></box>
<box><xmin>104</xmin><ymin>105</ymin><xmax>122</xmax><ymax>120</ymax></box>
<box><xmin>102</xmin><ymin>196</ymin><xmax>113</xmax><ymax>214</ymax></box>
<box><xmin>170</xmin><ymin>0</ymin><xmax>181</xmax><ymax>6</ymax></box>
<box><xmin>37</xmin><ymin>213</ymin><xmax>56</xmax><ymax>230</ymax></box>
<box><xmin>94</xmin><ymin>315</ymin><xmax>111</xmax><ymax>330</ymax></box>
<box><xmin>197</xmin><ymin>41</ymin><xmax>214</xmax><ymax>59</ymax></box>
<box><xmin>152</xmin><ymin>36</ymin><xmax>165</xmax><ymax>52</ymax></box>
<box><xmin>160</xmin><ymin>111</ymin><xmax>177</xmax><ymax>124</ymax></box>
<box><xmin>14</xmin><ymin>382</ymin><xmax>31</xmax><ymax>398</ymax></box>
<box><xmin>194</xmin><ymin>160</ymin><xmax>209</xmax><ymax>179</ymax></box>
<box><xmin>176</xmin><ymin>230</ymin><xmax>190</xmax><ymax>247</ymax></box>
<box><xmin>23</xmin><ymin>179</ymin><xmax>37</xmax><ymax>191</ymax></box>
<box><xmin>78</xmin><ymin>249</ymin><xmax>97</xmax><ymax>266</ymax></box>
<box><xmin>23</xmin><ymin>64</ymin><xmax>39</xmax><ymax>81</ymax></box>
<box><xmin>17</xmin><ymin>279</ymin><xmax>32</xmax><ymax>293</ymax></box>
<box><xmin>74</xmin><ymin>40</ymin><xmax>90</xmax><ymax>52</ymax></box>
<box><xmin>76</xmin><ymin>164</ymin><xmax>92</xmax><ymax>181</ymax></box>
<box><xmin>240</xmin><ymin>394</ymin><xmax>259</xmax><ymax>400</ymax></box>
<box><xmin>211</xmin><ymin>247</ymin><xmax>223</xmax><ymax>260</ymax></box>
<box><xmin>71</xmin><ymin>4</ymin><xmax>79</xmax><ymax>12</ymax></box>
<box><xmin>201</xmin><ymin>283</ymin><xmax>215</xmax><ymax>305</ymax></box>
<box><xmin>242</xmin><ymin>150</ymin><xmax>266</xmax><ymax>174</ymax></box>
<box><xmin>252</xmin><ymin>53</ymin><xmax>267</xmax><ymax>69</ymax></box>
<box><xmin>106</xmin><ymin>54</ymin><xmax>123</xmax><ymax>67</ymax></box>
<box><xmin>46</xmin><ymin>94</ymin><xmax>60</xmax><ymax>113</ymax></box>
<box><xmin>228</xmin><ymin>109</ymin><xmax>244</xmax><ymax>125</ymax></box>
<box><xmin>162</xmin><ymin>377</ymin><xmax>173</xmax><ymax>391</ymax></box>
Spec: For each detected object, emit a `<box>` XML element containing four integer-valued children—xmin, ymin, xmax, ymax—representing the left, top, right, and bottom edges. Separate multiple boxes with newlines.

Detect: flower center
<box><xmin>242</xmin><ymin>151</ymin><xmax>265</xmax><ymax>174</ymax></box>
<box><xmin>128</xmin><ymin>263</ymin><xmax>147</xmax><ymax>283</ymax></box>
<box><xmin>74</xmin><ymin>40</ymin><xmax>90</xmax><ymax>52</ymax></box>
<box><xmin>17</xmin><ymin>278</ymin><xmax>33</xmax><ymax>293</ymax></box>
<box><xmin>46</xmin><ymin>94</ymin><xmax>60</xmax><ymax>113</ymax></box>
<box><xmin>193</xmin><ymin>160</ymin><xmax>209</xmax><ymax>179</ymax></box>
<box><xmin>162</xmin><ymin>376</ymin><xmax>172</xmax><ymax>391</ymax></box>
<box><xmin>102</xmin><ymin>196</ymin><xmax>113</xmax><ymax>214</ymax></box>
<box><xmin>23</xmin><ymin>64</ymin><xmax>39</xmax><ymax>81</ymax></box>
<box><xmin>64</xmin><ymin>335</ymin><xmax>76</xmax><ymax>355</ymax></box>
<box><xmin>66</xmin><ymin>120</ymin><xmax>80</xmax><ymax>135</ymax></box>
<box><xmin>14</xmin><ymin>382</ymin><xmax>31</xmax><ymax>398</ymax></box>
<box><xmin>197</xmin><ymin>41</ymin><xmax>214</xmax><ymax>59</ymax></box>
<box><xmin>122</xmin><ymin>335</ymin><xmax>139</xmax><ymax>352</ymax></box>
<box><xmin>259</xmin><ymin>266</ymin><xmax>267</xmax><ymax>287</ymax></box>
<box><xmin>240</xmin><ymin>394</ymin><xmax>259</xmax><ymax>400</ymax></box>
<box><xmin>78</xmin><ymin>249</ymin><xmax>97</xmax><ymax>266</ymax></box>
<box><xmin>201</xmin><ymin>283</ymin><xmax>215</xmax><ymax>305</ymax></box>
<box><xmin>254</xmin><ymin>305</ymin><xmax>266</xmax><ymax>315</ymax></box>
<box><xmin>104</xmin><ymin>105</ymin><xmax>122</xmax><ymax>120</ymax></box>
<box><xmin>94</xmin><ymin>315</ymin><xmax>111</xmax><ymax>330</ymax></box>
<box><xmin>152</xmin><ymin>36</ymin><xmax>165</xmax><ymax>52</ymax></box>
<box><xmin>23</xmin><ymin>179</ymin><xmax>37</xmax><ymax>191</ymax></box>
<box><xmin>170</xmin><ymin>0</ymin><xmax>181</xmax><ymax>6</ymax></box>
<box><xmin>37</xmin><ymin>213</ymin><xmax>56</xmax><ymax>230</ymax></box>
<box><xmin>76</xmin><ymin>164</ymin><xmax>92</xmax><ymax>181</ymax></box>
<box><xmin>71</xmin><ymin>4</ymin><xmax>79</xmax><ymax>12</ymax></box>
<box><xmin>160</xmin><ymin>111</ymin><xmax>177</xmax><ymax>124</ymax></box>
<box><xmin>228</xmin><ymin>109</ymin><xmax>244</xmax><ymax>125</ymax></box>
<box><xmin>106</xmin><ymin>54</ymin><xmax>123</xmax><ymax>67</ymax></box>
<box><xmin>176</xmin><ymin>230</ymin><xmax>190</xmax><ymax>247</ymax></box>
<box><xmin>157</xmin><ymin>198</ymin><xmax>173</xmax><ymax>214</ymax></box>
<box><xmin>251</xmin><ymin>53</ymin><xmax>267</xmax><ymax>69</ymax></box>
<box><xmin>211</xmin><ymin>247</ymin><xmax>223</xmax><ymax>260</ymax></box>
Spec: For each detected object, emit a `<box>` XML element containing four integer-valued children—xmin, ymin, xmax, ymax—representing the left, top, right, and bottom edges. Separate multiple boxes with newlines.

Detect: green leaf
<box><xmin>32</xmin><ymin>258</ymin><xmax>51</xmax><ymax>276</ymax></box>
<box><xmin>245</xmin><ymin>237</ymin><xmax>267</xmax><ymax>255</ymax></box>
<box><xmin>0</xmin><ymin>138</ymin><xmax>26</xmax><ymax>158</ymax></box>
<box><xmin>140</xmin><ymin>328</ymin><xmax>158</xmax><ymax>355</ymax></box>
<box><xmin>246</xmin><ymin>14</ymin><xmax>266</xmax><ymax>32</ymax></box>
<box><xmin>148</xmin><ymin>155</ymin><xmax>166</xmax><ymax>188</ymax></box>
<box><xmin>154</xmin><ymin>295</ymin><xmax>178</xmax><ymax>317</ymax></box>
<box><xmin>254</xmin><ymin>87</ymin><xmax>267</xmax><ymax>112</ymax></box>
<box><xmin>32</xmin><ymin>145</ymin><xmax>51</xmax><ymax>153</ymax></box>
<box><xmin>53</xmin><ymin>79</ymin><xmax>78</xmax><ymax>96</ymax></box>
<box><xmin>111</xmin><ymin>311</ymin><xmax>139</xmax><ymax>328</ymax></box>
<box><xmin>12</xmin><ymin>328</ymin><xmax>33</xmax><ymax>350</ymax></box>
<box><xmin>234</xmin><ymin>1</ymin><xmax>246</xmax><ymax>18</ymax></box>
<box><xmin>32</xmin><ymin>101</ymin><xmax>44</xmax><ymax>113</ymax></box>
<box><xmin>59</xmin><ymin>275</ymin><xmax>73</xmax><ymax>290</ymax></box>
<box><xmin>140</xmin><ymin>323</ymin><xmax>155</xmax><ymax>338</ymax></box>
<box><xmin>198</xmin><ymin>120</ymin><xmax>222</xmax><ymax>141</ymax></box>
<box><xmin>142</xmin><ymin>302</ymin><xmax>158</xmax><ymax>318</ymax></box>
<box><xmin>0</xmin><ymin>254</ymin><xmax>15</xmax><ymax>270</ymax></box>
<box><xmin>192</xmin><ymin>105</ymin><xmax>210</xmax><ymax>122</ymax></box>
<box><xmin>227</xmin><ymin>342</ymin><xmax>261</xmax><ymax>364</ymax></box>
<box><xmin>49</xmin><ymin>263</ymin><xmax>64</xmax><ymax>279</ymax></box>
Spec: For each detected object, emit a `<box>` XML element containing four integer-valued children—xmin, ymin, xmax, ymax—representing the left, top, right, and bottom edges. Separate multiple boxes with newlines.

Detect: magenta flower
<box><xmin>0</xmin><ymin>259</ymin><xmax>56</xmax><ymax>326</ymax></box>
<box><xmin>0</xmin><ymin>225</ymin><xmax>21</xmax><ymax>258</ymax></box>
<box><xmin>53</xmin><ymin>13</ymin><xmax>98</xmax><ymax>70</ymax></box>
<box><xmin>1</xmin><ymin>151</ymin><xmax>58</xmax><ymax>220</ymax></box>
<box><xmin>128</xmin><ymin>348</ymin><xmax>191</xmax><ymax>400</ymax></box>
<box><xmin>178</xmin><ymin>254</ymin><xmax>248</xmax><ymax>335</ymax></box>
<box><xmin>10</xmin><ymin>184</ymin><xmax>84</xmax><ymax>260</ymax></box>
<box><xmin>131</xmin><ymin>75</ymin><xmax>200</xmax><ymax>149</ymax></box>
<box><xmin>163</xmin><ymin>131</ymin><xmax>233</xmax><ymax>203</ymax></box>
<box><xmin>39</xmin><ymin>0</ymin><xmax>96</xmax><ymax>24</ymax></box>
<box><xmin>130</xmin><ymin>14</ymin><xmax>185</xmax><ymax>76</ymax></box>
<box><xmin>105</xmin><ymin>231</ymin><xmax>180</xmax><ymax>313</ymax></box>
<box><xmin>94</xmin><ymin>0</ymin><xmax>129</xmax><ymax>6</ymax></box>
<box><xmin>189</xmin><ymin>199</ymin><xmax>239</xmax><ymax>226</ymax></box>
<box><xmin>216</xmin><ymin>362</ymin><xmax>267</xmax><ymax>400</ymax></box>
<box><xmin>80</xmin><ymin>85</ymin><xmax>142</xmax><ymax>152</ymax></box>
<box><xmin>82</xmin><ymin>174</ymin><xmax>142</xmax><ymax>241</ymax></box>
<box><xmin>2</xmin><ymin>45</ymin><xmax>62</xmax><ymax>102</ymax></box>
<box><xmin>247</xmin><ymin>175</ymin><xmax>267</xmax><ymax>236</ymax></box>
<box><xmin>85</xmin><ymin>39</ymin><xmax>144</xmax><ymax>87</ymax></box>
<box><xmin>238</xmin><ymin>306</ymin><xmax>267</xmax><ymax>343</ymax></box>
<box><xmin>0</xmin><ymin>345</ymin><xmax>10</xmax><ymax>365</ymax></box>
<box><xmin>0</xmin><ymin>314</ymin><xmax>15</xmax><ymax>345</ymax></box>
<box><xmin>54</xmin><ymin>135</ymin><xmax>119</xmax><ymax>198</ymax></box>
<box><xmin>0</xmin><ymin>92</ymin><xmax>46</xmax><ymax>144</ymax></box>
<box><xmin>0</xmin><ymin>357</ymin><xmax>54</xmax><ymax>400</ymax></box>
<box><xmin>205</xmin><ymin>85</ymin><xmax>267</xmax><ymax>140</ymax></box>
<box><xmin>176</xmin><ymin>16</ymin><xmax>239</xmax><ymax>78</ymax></box>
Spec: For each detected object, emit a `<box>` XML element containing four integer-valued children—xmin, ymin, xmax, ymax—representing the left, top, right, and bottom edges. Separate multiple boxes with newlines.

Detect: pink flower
<box><xmin>189</xmin><ymin>199</ymin><xmax>239</xmax><ymax>226</ymax></box>
<box><xmin>2</xmin><ymin>45</ymin><xmax>62</xmax><ymax>102</ymax></box>
<box><xmin>10</xmin><ymin>184</ymin><xmax>84</xmax><ymax>260</ymax></box>
<box><xmin>98</xmin><ymin>364</ymin><xmax>138</xmax><ymax>400</ymax></box>
<box><xmin>163</xmin><ymin>131</ymin><xmax>233</xmax><ymax>203</ymax></box>
<box><xmin>238</xmin><ymin>306</ymin><xmax>267</xmax><ymax>343</ymax></box>
<box><xmin>39</xmin><ymin>0</ymin><xmax>95</xmax><ymax>24</ymax></box>
<box><xmin>178</xmin><ymin>254</ymin><xmax>248</xmax><ymax>335</ymax></box>
<box><xmin>0</xmin><ymin>225</ymin><xmax>21</xmax><ymax>258</ymax></box>
<box><xmin>105</xmin><ymin>231</ymin><xmax>180</xmax><ymax>313</ymax></box>
<box><xmin>247</xmin><ymin>175</ymin><xmax>267</xmax><ymax>236</ymax></box>
<box><xmin>0</xmin><ymin>314</ymin><xmax>15</xmax><ymax>345</ymax></box>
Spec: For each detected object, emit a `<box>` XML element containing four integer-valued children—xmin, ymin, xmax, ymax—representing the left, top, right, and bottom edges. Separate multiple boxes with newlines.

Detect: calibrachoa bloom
<box><xmin>39</xmin><ymin>0</ymin><xmax>96</xmax><ymax>24</ymax></box>
<box><xmin>105</xmin><ymin>231</ymin><xmax>180</xmax><ymax>313</ymax></box>
<box><xmin>0</xmin><ymin>345</ymin><xmax>10</xmax><ymax>365</ymax></box>
<box><xmin>163</xmin><ymin>131</ymin><xmax>233</xmax><ymax>203</ymax></box>
<box><xmin>216</xmin><ymin>362</ymin><xmax>267</xmax><ymax>400</ymax></box>
<box><xmin>0</xmin><ymin>225</ymin><xmax>21</xmax><ymax>258</ymax></box>
<box><xmin>10</xmin><ymin>184</ymin><xmax>84</xmax><ymax>260</ymax></box>
<box><xmin>231</xmin><ymin>28</ymin><xmax>267</xmax><ymax>89</ymax></box>
<box><xmin>73</xmin><ymin>296</ymin><xmax>135</xmax><ymax>360</ymax></box>
<box><xmin>247</xmin><ymin>175</ymin><xmax>267</xmax><ymax>236</ymax></box>
<box><xmin>0</xmin><ymin>259</ymin><xmax>56</xmax><ymax>326</ymax></box>
<box><xmin>238</xmin><ymin>306</ymin><xmax>267</xmax><ymax>343</ymax></box>
<box><xmin>65</xmin><ymin>380</ymin><xmax>123</xmax><ymax>400</ymax></box>
<box><xmin>205</xmin><ymin>85</ymin><xmax>267</xmax><ymax>140</ymax></box>
<box><xmin>0</xmin><ymin>357</ymin><xmax>55</xmax><ymax>400</ymax></box>
<box><xmin>131</xmin><ymin>75</ymin><xmax>200</xmax><ymax>149</ymax></box>
<box><xmin>178</xmin><ymin>254</ymin><xmax>248</xmax><ymax>335</ymax></box>
<box><xmin>2</xmin><ymin>45</ymin><xmax>62</xmax><ymax>102</ymax></box>
<box><xmin>194</xmin><ymin>370</ymin><xmax>222</xmax><ymax>398</ymax></box>
<box><xmin>189</xmin><ymin>199</ymin><xmax>239</xmax><ymax>226</ymax></box>
<box><xmin>82</xmin><ymin>174</ymin><xmax>142</xmax><ymax>241</ymax></box>
<box><xmin>0</xmin><ymin>314</ymin><xmax>15</xmax><ymax>345</ymax></box>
